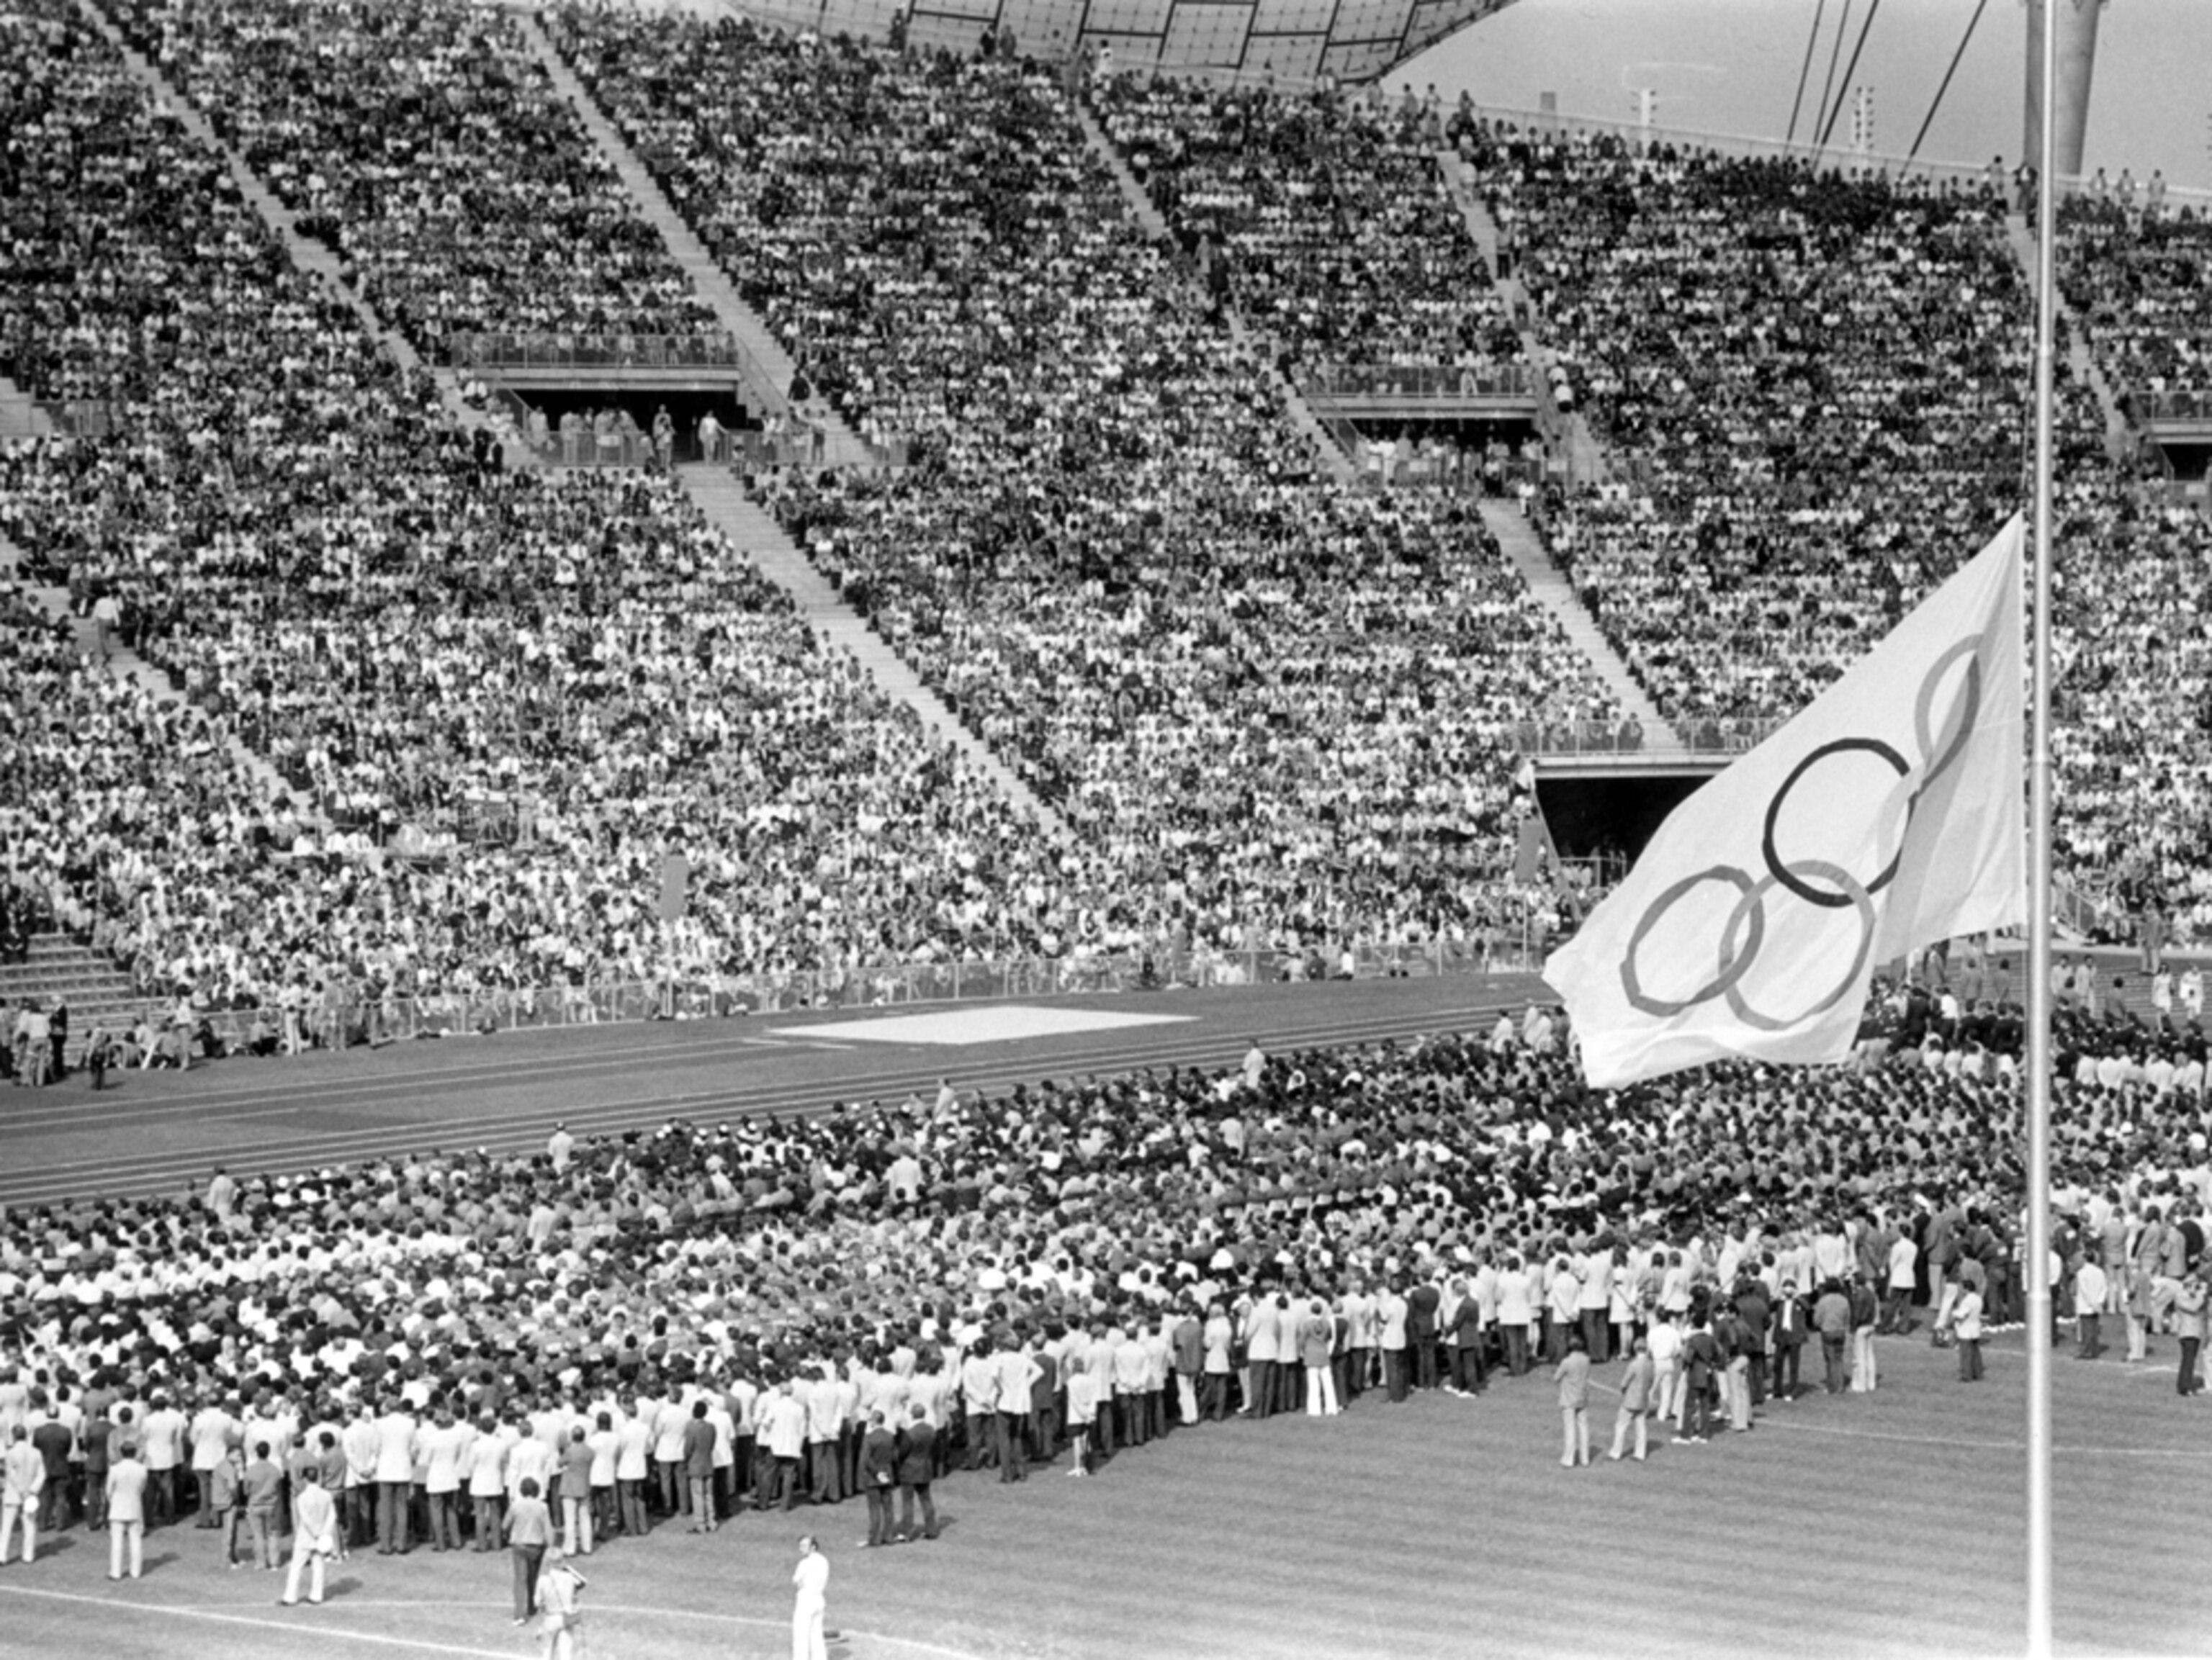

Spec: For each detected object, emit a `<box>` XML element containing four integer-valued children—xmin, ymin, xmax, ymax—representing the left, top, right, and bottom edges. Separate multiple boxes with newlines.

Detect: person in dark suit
<box><xmin>892</xmin><ymin>1405</ymin><xmax>936</xmax><ymax>1543</ymax></box>
<box><xmin>30</xmin><ymin>1409</ymin><xmax>73</xmax><ymax>1533</ymax></box>
<box><xmin>858</xmin><ymin>1412</ymin><xmax>896</xmax><ymax>1547</ymax></box>
<box><xmin>1027</xmin><ymin>1336</ymin><xmax>1059</xmax><ymax>1463</ymax></box>
<box><xmin>1406</xmin><ymin>1278</ymin><xmax>1442</xmax><ymax>1391</ymax></box>
<box><xmin>1732</xmin><ymin>1280</ymin><xmax>1771</xmax><ymax>1408</ymax></box>
<box><xmin>1681</xmin><ymin>1317</ymin><xmax>1722</xmax><ymax>1444</ymax></box>
<box><xmin>1770</xmin><ymin>1279</ymin><xmax>1809</xmax><ymax>1400</ymax></box>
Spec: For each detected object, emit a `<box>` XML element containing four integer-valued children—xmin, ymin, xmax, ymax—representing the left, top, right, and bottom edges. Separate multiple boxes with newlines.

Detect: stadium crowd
<box><xmin>2059</xmin><ymin>193</ymin><xmax>2212</xmax><ymax>403</ymax></box>
<box><xmin>1093</xmin><ymin>76</ymin><xmax>1521</xmax><ymax>375</ymax></box>
<box><xmin>556</xmin><ymin>14</ymin><xmax>1611</xmax><ymax>942</ymax></box>
<box><xmin>4</xmin><ymin>972</ymin><xmax>2211</xmax><ymax>1575</ymax></box>
<box><xmin>2</xmin><ymin>0</ymin><xmax>2208</xmax><ymax>1061</ymax></box>
<box><xmin>1448</xmin><ymin>119</ymin><xmax>2210</xmax><ymax>941</ymax></box>
<box><xmin>107</xmin><ymin>0</ymin><xmax>718</xmax><ymax>353</ymax></box>
<box><xmin>1475</xmin><ymin>129</ymin><xmax>2040</xmax><ymax>723</ymax></box>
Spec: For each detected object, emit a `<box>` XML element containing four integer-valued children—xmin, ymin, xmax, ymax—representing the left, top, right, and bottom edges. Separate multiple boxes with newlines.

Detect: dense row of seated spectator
<box><xmin>1476</xmin><ymin>129</ymin><xmax>2043</xmax><ymax>721</ymax></box>
<box><xmin>1447</xmin><ymin>119</ymin><xmax>2212</xmax><ymax>935</ymax></box>
<box><xmin>9</xmin><ymin>0</ymin><xmax>2211</xmax><ymax>1031</ymax></box>
<box><xmin>1094</xmin><ymin>76</ymin><xmax>1521</xmax><ymax>374</ymax></box>
<box><xmin>2059</xmin><ymin>194</ymin><xmax>2212</xmax><ymax>402</ymax></box>
<box><xmin>0</xmin><ymin>1</ymin><xmax>1074</xmax><ymax>1016</ymax></box>
<box><xmin>2044</xmin><ymin>477</ymin><xmax>2212</xmax><ymax>943</ymax></box>
<box><xmin>554</xmin><ymin>14</ymin><xmax>1250</xmax><ymax>466</ymax></box>
<box><xmin>0</xmin><ymin>590</ymin><xmax>300</xmax><ymax>985</ymax></box>
<box><xmin>773</xmin><ymin>466</ymin><xmax>1613</xmax><ymax>943</ymax></box>
<box><xmin>107</xmin><ymin>0</ymin><xmax>717</xmax><ymax>353</ymax></box>
<box><xmin>553</xmin><ymin>13</ymin><xmax>1613</xmax><ymax>937</ymax></box>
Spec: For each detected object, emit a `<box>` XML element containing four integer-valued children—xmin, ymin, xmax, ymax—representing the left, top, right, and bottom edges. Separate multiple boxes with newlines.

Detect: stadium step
<box><xmin>0</xmin><ymin>376</ymin><xmax>55</xmax><ymax>439</ymax></box>
<box><xmin>1071</xmin><ymin>95</ymin><xmax>1172</xmax><ymax>241</ymax></box>
<box><xmin>14</xmin><ymin>578</ymin><xmax>170</xmax><ymax>700</ymax></box>
<box><xmin>2001</xmin><ymin>212</ymin><xmax>2134</xmax><ymax>464</ymax></box>
<box><xmin>674</xmin><ymin>465</ymin><xmax>1069</xmax><ymax>836</ymax></box>
<box><xmin>0</xmin><ymin>933</ymin><xmax>163</xmax><ymax>1065</ymax></box>
<box><xmin>9</xmin><ymin>570</ymin><xmax>309</xmax><ymax>821</ymax></box>
<box><xmin>1218</xmin><ymin>309</ymin><xmax>1356</xmax><ymax>482</ymax></box>
<box><xmin>1437</xmin><ymin>153</ymin><xmax>1610</xmax><ymax>486</ymax></box>
<box><xmin>514</xmin><ymin>12</ymin><xmax>876</xmax><ymax>467</ymax></box>
<box><xmin>72</xmin><ymin>0</ymin><xmax>529</xmax><ymax>464</ymax></box>
<box><xmin>1475</xmin><ymin>498</ymin><xmax>1681</xmax><ymax>746</ymax></box>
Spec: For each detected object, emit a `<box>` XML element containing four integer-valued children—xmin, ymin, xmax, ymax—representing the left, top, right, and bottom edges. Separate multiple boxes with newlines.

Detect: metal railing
<box><xmin>156</xmin><ymin>936</ymin><xmax>1557</xmax><ymax>1058</ymax></box>
<box><xmin>1511</xmin><ymin>716</ymin><xmax>1788</xmax><ymax>757</ymax></box>
<box><xmin>2125</xmin><ymin>388</ymin><xmax>2212</xmax><ymax>423</ymax></box>
<box><xmin>449</xmin><ymin>330</ymin><xmax>775</xmax><ymax>384</ymax></box>
<box><xmin>1300</xmin><ymin>363</ymin><xmax>1532</xmax><ymax>401</ymax></box>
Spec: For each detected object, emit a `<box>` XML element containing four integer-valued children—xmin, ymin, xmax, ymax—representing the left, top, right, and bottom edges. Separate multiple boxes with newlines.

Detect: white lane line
<box><xmin>0</xmin><ymin>1584</ymin><xmax>999</xmax><ymax>1660</ymax></box>
<box><xmin>0</xmin><ymin>1003</ymin><xmax>1517</xmax><ymax>1204</ymax></box>
<box><xmin>0</xmin><ymin>1584</ymin><xmax>518</xmax><ymax>1657</ymax></box>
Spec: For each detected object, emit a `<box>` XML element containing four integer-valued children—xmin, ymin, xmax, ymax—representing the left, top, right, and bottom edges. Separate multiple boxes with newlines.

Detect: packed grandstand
<box><xmin>0</xmin><ymin>0</ymin><xmax>2207</xmax><ymax>1039</ymax></box>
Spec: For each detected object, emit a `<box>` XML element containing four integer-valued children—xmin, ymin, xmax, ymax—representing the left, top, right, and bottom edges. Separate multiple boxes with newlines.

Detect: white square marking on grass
<box><xmin>773</xmin><ymin>1004</ymin><xmax>1194</xmax><ymax>1047</ymax></box>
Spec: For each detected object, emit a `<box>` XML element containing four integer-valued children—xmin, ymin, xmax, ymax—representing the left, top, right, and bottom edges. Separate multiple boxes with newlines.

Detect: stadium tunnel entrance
<box><xmin>491</xmin><ymin>384</ymin><xmax>758</xmax><ymax>466</ymax></box>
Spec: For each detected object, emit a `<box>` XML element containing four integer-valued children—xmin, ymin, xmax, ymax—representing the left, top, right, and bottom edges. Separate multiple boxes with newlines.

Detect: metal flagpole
<box><xmin>2024</xmin><ymin>0</ymin><xmax>2059</xmax><ymax>1650</ymax></box>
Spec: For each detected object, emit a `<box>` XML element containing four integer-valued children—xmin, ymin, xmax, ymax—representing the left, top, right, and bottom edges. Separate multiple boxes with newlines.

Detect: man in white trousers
<box><xmin>281</xmin><ymin>1466</ymin><xmax>339</xmax><ymax>1606</ymax></box>
<box><xmin>1</xmin><ymin>1425</ymin><xmax>46</xmax><ymax>1564</ymax></box>
<box><xmin>792</xmin><ymin>1535</ymin><xmax>829</xmax><ymax>1660</ymax></box>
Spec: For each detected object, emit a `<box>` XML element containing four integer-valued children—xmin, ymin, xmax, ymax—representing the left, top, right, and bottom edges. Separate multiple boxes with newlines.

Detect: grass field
<box><xmin>3</xmin><ymin>1327</ymin><xmax>2205</xmax><ymax>1660</ymax></box>
<box><xmin>4</xmin><ymin>979</ymin><xmax>2200</xmax><ymax>1659</ymax></box>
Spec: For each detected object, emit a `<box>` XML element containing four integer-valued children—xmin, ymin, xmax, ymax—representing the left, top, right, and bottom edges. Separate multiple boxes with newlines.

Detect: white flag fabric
<box><xmin>1543</xmin><ymin>516</ymin><xmax>2026</xmax><ymax>1089</ymax></box>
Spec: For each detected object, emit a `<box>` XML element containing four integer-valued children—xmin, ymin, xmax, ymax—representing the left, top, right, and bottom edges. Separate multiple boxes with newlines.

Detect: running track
<box><xmin>0</xmin><ymin>973</ymin><xmax>1547</xmax><ymax>1211</ymax></box>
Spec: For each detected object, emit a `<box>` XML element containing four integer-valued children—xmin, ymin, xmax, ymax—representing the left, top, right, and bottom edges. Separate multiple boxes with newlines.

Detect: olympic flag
<box><xmin>1544</xmin><ymin>516</ymin><xmax>2026</xmax><ymax>1088</ymax></box>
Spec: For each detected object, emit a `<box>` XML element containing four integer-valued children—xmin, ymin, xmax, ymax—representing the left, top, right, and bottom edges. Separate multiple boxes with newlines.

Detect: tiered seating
<box><xmin>1478</xmin><ymin>132</ymin><xmax>2044</xmax><ymax>723</ymax></box>
<box><xmin>0</xmin><ymin>0</ymin><xmax>1083</xmax><ymax>1014</ymax></box>
<box><xmin>108</xmin><ymin>0</ymin><xmax>718</xmax><ymax>352</ymax></box>
<box><xmin>1096</xmin><ymin>76</ymin><xmax>1519</xmax><ymax>374</ymax></box>
<box><xmin>2059</xmin><ymin>196</ymin><xmax>2212</xmax><ymax>406</ymax></box>
<box><xmin>555</xmin><ymin>12</ymin><xmax>1614</xmax><ymax>934</ymax></box>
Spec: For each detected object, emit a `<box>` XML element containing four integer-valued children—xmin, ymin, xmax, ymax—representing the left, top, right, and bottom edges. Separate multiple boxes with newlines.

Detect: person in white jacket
<box><xmin>464</xmin><ymin>1415</ymin><xmax>509</xmax><ymax>1551</ymax></box>
<box><xmin>279</xmin><ymin>1466</ymin><xmax>339</xmax><ymax>1606</ymax></box>
<box><xmin>1</xmin><ymin>1424</ymin><xmax>47</xmax><ymax>1564</ymax></box>
<box><xmin>372</xmin><ymin>1401</ymin><xmax>419</xmax><ymax>1555</ymax></box>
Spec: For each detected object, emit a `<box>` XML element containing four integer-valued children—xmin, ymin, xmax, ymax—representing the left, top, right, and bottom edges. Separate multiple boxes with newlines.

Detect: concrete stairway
<box><xmin>1072</xmin><ymin>97</ymin><xmax>1171</xmax><ymax>240</ymax></box>
<box><xmin>677</xmin><ymin>466</ymin><xmax>1066</xmax><ymax>833</ymax></box>
<box><xmin>17</xmin><ymin>577</ymin><xmax>165</xmax><ymax>699</ymax></box>
<box><xmin>0</xmin><ymin>377</ymin><xmax>55</xmax><ymax>440</ymax></box>
<box><xmin>76</xmin><ymin>0</ymin><xmax>526</xmax><ymax>455</ymax></box>
<box><xmin>1437</xmin><ymin>153</ymin><xmax>1609</xmax><ymax>483</ymax></box>
<box><xmin>2003</xmin><ymin>211</ymin><xmax>2134</xmax><ymax>462</ymax></box>
<box><xmin>513</xmin><ymin>12</ymin><xmax>873</xmax><ymax>466</ymax></box>
<box><xmin>1218</xmin><ymin>309</ymin><xmax>1355</xmax><ymax>483</ymax></box>
<box><xmin>74</xmin><ymin>0</ymin><xmax>528</xmax><ymax>456</ymax></box>
<box><xmin>0</xmin><ymin>934</ymin><xmax>163</xmax><ymax>1065</ymax></box>
<box><xmin>1478</xmin><ymin>498</ymin><xmax>1679</xmax><ymax>745</ymax></box>
<box><xmin>6</xmin><ymin>564</ymin><xmax>309</xmax><ymax>823</ymax></box>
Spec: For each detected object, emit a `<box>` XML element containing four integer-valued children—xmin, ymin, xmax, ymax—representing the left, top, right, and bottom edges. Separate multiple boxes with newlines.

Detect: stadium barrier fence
<box><xmin>1298</xmin><ymin>364</ymin><xmax>1532</xmax><ymax>400</ymax></box>
<box><xmin>171</xmin><ymin>935</ymin><xmax>1555</xmax><ymax>1057</ymax></box>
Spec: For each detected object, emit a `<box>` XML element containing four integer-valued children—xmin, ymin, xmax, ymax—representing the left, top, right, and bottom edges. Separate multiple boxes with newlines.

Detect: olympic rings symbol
<box><xmin>1619</xmin><ymin>633</ymin><xmax>1985</xmax><ymax>1030</ymax></box>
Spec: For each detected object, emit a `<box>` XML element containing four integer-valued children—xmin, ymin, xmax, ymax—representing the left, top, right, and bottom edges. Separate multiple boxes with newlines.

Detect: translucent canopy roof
<box><xmin>793</xmin><ymin>0</ymin><xmax>1526</xmax><ymax>84</ymax></box>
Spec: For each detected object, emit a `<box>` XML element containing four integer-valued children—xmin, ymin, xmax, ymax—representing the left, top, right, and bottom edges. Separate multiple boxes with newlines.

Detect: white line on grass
<box><xmin>0</xmin><ymin>1585</ymin><xmax>1000</xmax><ymax>1660</ymax></box>
<box><xmin>1582</xmin><ymin>1377</ymin><xmax>2212</xmax><ymax>1456</ymax></box>
<box><xmin>0</xmin><ymin>1584</ymin><xmax>518</xmax><ymax>1658</ymax></box>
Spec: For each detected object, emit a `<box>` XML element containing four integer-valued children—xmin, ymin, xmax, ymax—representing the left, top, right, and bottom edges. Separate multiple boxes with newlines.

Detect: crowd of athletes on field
<box><xmin>2</xmin><ymin>0</ymin><xmax>2210</xmax><ymax>1060</ymax></box>
<box><xmin>6</xmin><ymin>967</ymin><xmax>2212</xmax><ymax>1576</ymax></box>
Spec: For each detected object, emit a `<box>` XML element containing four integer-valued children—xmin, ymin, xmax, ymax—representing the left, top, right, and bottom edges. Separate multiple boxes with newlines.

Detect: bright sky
<box><xmin>1408</xmin><ymin>0</ymin><xmax>2212</xmax><ymax>189</ymax></box>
